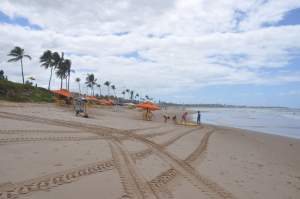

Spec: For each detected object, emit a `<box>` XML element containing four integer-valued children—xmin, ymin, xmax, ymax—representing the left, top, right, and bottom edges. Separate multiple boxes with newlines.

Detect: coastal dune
<box><xmin>0</xmin><ymin>101</ymin><xmax>299</xmax><ymax>199</ymax></box>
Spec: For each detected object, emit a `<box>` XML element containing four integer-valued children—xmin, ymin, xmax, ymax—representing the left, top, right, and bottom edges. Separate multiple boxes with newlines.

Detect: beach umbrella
<box><xmin>136</xmin><ymin>102</ymin><xmax>160</xmax><ymax>111</ymax></box>
<box><xmin>52</xmin><ymin>89</ymin><xmax>72</xmax><ymax>97</ymax></box>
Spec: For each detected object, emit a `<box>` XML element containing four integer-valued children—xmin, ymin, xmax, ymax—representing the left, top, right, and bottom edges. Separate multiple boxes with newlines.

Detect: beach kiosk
<box><xmin>74</xmin><ymin>97</ymin><xmax>89</xmax><ymax>118</ymax></box>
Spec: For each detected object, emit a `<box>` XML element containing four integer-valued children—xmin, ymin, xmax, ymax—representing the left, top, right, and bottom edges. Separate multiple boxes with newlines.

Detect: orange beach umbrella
<box><xmin>52</xmin><ymin>89</ymin><xmax>72</xmax><ymax>98</ymax></box>
<box><xmin>136</xmin><ymin>102</ymin><xmax>160</xmax><ymax>111</ymax></box>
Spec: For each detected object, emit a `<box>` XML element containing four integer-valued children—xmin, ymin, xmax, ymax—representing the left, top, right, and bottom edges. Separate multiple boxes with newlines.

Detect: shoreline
<box><xmin>205</xmin><ymin>122</ymin><xmax>300</xmax><ymax>140</ymax></box>
<box><xmin>186</xmin><ymin>106</ymin><xmax>300</xmax><ymax>140</ymax></box>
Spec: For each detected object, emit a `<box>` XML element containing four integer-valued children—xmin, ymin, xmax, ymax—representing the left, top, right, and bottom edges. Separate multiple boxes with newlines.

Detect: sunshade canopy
<box><xmin>52</xmin><ymin>89</ymin><xmax>72</xmax><ymax>98</ymax></box>
<box><xmin>136</xmin><ymin>101</ymin><xmax>160</xmax><ymax>111</ymax></box>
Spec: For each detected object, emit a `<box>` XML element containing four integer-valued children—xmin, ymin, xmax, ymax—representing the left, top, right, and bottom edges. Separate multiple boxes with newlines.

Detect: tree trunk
<box><xmin>48</xmin><ymin>67</ymin><xmax>53</xmax><ymax>90</ymax></box>
<box><xmin>78</xmin><ymin>83</ymin><xmax>81</xmax><ymax>94</ymax></box>
<box><xmin>65</xmin><ymin>78</ymin><xmax>67</xmax><ymax>89</ymax></box>
<box><xmin>60</xmin><ymin>77</ymin><xmax>63</xmax><ymax>90</ymax></box>
<box><xmin>67</xmin><ymin>72</ymin><xmax>70</xmax><ymax>91</ymax></box>
<box><xmin>20</xmin><ymin>58</ymin><xmax>24</xmax><ymax>84</ymax></box>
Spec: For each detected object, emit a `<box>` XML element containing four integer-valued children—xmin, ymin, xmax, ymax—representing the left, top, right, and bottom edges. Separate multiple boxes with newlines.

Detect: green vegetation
<box><xmin>0</xmin><ymin>79</ymin><xmax>53</xmax><ymax>102</ymax></box>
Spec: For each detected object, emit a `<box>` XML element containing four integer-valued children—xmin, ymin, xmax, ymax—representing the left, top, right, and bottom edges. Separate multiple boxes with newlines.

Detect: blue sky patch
<box><xmin>278</xmin><ymin>8</ymin><xmax>300</xmax><ymax>26</ymax></box>
<box><xmin>233</xmin><ymin>9</ymin><xmax>248</xmax><ymax>29</ymax></box>
<box><xmin>118</xmin><ymin>51</ymin><xmax>155</xmax><ymax>63</ymax></box>
<box><xmin>0</xmin><ymin>11</ymin><xmax>42</xmax><ymax>30</ymax></box>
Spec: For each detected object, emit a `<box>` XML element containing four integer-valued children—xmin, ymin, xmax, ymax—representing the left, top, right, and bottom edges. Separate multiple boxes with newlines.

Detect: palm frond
<box><xmin>7</xmin><ymin>52</ymin><xmax>19</xmax><ymax>57</ymax></box>
<box><xmin>24</xmin><ymin>55</ymin><xmax>32</xmax><ymax>60</ymax></box>
<box><xmin>7</xmin><ymin>57</ymin><xmax>20</xmax><ymax>62</ymax></box>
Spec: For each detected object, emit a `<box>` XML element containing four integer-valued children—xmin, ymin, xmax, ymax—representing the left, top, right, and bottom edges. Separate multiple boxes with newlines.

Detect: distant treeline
<box><xmin>159</xmin><ymin>101</ymin><xmax>286</xmax><ymax>109</ymax></box>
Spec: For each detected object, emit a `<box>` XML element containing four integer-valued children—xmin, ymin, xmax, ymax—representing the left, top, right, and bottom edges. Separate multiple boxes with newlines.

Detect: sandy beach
<box><xmin>0</xmin><ymin>101</ymin><xmax>299</xmax><ymax>199</ymax></box>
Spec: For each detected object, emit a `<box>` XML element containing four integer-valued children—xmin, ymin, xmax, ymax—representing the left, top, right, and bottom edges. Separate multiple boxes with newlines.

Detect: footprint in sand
<box><xmin>54</xmin><ymin>163</ymin><xmax>63</xmax><ymax>167</ymax></box>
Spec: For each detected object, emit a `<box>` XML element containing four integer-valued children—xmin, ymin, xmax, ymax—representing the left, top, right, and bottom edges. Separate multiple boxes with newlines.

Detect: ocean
<box><xmin>190</xmin><ymin>107</ymin><xmax>300</xmax><ymax>139</ymax></box>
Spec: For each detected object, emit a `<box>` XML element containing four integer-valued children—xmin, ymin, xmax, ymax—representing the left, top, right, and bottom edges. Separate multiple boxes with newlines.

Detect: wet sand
<box><xmin>0</xmin><ymin>101</ymin><xmax>299</xmax><ymax>199</ymax></box>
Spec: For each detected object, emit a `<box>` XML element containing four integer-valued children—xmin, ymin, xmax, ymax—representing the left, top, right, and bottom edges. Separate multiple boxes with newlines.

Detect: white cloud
<box><xmin>0</xmin><ymin>0</ymin><xmax>300</xmax><ymax>101</ymax></box>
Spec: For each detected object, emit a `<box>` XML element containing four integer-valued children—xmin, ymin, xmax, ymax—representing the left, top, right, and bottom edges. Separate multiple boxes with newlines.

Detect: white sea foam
<box><xmin>191</xmin><ymin>107</ymin><xmax>300</xmax><ymax>139</ymax></box>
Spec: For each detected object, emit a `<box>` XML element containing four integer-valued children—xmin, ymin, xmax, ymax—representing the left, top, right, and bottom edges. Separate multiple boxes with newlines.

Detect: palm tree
<box><xmin>85</xmin><ymin>74</ymin><xmax>97</xmax><ymax>96</ymax></box>
<box><xmin>7</xmin><ymin>46</ymin><xmax>31</xmax><ymax>84</ymax></box>
<box><xmin>104</xmin><ymin>81</ymin><xmax>111</xmax><ymax>96</ymax></box>
<box><xmin>97</xmin><ymin>84</ymin><xmax>101</xmax><ymax>96</ymax></box>
<box><xmin>111</xmin><ymin>85</ymin><xmax>116</xmax><ymax>97</ymax></box>
<box><xmin>145</xmin><ymin>95</ymin><xmax>149</xmax><ymax>101</ymax></box>
<box><xmin>55</xmin><ymin>52</ymin><xmax>67</xmax><ymax>89</ymax></box>
<box><xmin>135</xmin><ymin>93</ymin><xmax>139</xmax><ymax>101</ymax></box>
<box><xmin>63</xmin><ymin>59</ymin><xmax>72</xmax><ymax>91</ymax></box>
<box><xmin>75</xmin><ymin>77</ymin><xmax>81</xmax><ymax>94</ymax></box>
<box><xmin>40</xmin><ymin>50</ymin><xmax>55</xmax><ymax>90</ymax></box>
<box><xmin>52</xmin><ymin>52</ymin><xmax>61</xmax><ymax>69</ymax></box>
<box><xmin>56</xmin><ymin>64</ymin><xmax>68</xmax><ymax>90</ymax></box>
<box><xmin>0</xmin><ymin>70</ymin><xmax>4</xmax><ymax>80</ymax></box>
<box><xmin>54</xmin><ymin>52</ymin><xmax>73</xmax><ymax>90</ymax></box>
<box><xmin>122</xmin><ymin>91</ymin><xmax>126</xmax><ymax>99</ymax></box>
<box><xmin>126</xmin><ymin>89</ymin><xmax>130</xmax><ymax>99</ymax></box>
<box><xmin>130</xmin><ymin>90</ymin><xmax>134</xmax><ymax>100</ymax></box>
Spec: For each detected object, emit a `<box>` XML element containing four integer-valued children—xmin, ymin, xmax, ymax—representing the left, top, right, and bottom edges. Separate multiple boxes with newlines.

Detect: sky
<box><xmin>0</xmin><ymin>0</ymin><xmax>300</xmax><ymax>108</ymax></box>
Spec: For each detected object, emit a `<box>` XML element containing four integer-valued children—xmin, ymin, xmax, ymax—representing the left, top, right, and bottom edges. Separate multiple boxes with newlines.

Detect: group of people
<box><xmin>163</xmin><ymin>111</ymin><xmax>202</xmax><ymax>125</ymax></box>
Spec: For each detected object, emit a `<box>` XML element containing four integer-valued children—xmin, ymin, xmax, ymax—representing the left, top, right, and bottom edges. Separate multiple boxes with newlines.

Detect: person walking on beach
<box><xmin>182</xmin><ymin>112</ymin><xmax>188</xmax><ymax>123</ymax></box>
<box><xmin>197</xmin><ymin>111</ymin><xmax>201</xmax><ymax>125</ymax></box>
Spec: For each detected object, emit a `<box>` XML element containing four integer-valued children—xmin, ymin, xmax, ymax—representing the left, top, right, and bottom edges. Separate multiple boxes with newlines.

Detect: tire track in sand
<box><xmin>0</xmin><ymin>135</ymin><xmax>103</xmax><ymax>145</ymax></box>
<box><xmin>0</xmin><ymin>160</ymin><xmax>114</xmax><ymax>199</ymax></box>
<box><xmin>0</xmin><ymin>130</ymin><xmax>81</xmax><ymax>134</ymax></box>
<box><xmin>0</xmin><ymin>111</ymin><xmax>161</xmax><ymax>139</ymax></box>
<box><xmin>0</xmin><ymin>127</ymin><xmax>188</xmax><ymax>199</ymax></box>
<box><xmin>149</xmin><ymin>129</ymin><xmax>214</xmax><ymax>192</ymax></box>
<box><xmin>0</xmin><ymin>112</ymin><xmax>236</xmax><ymax>199</ymax></box>
<box><xmin>109</xmin><ymin>139</ymin><xmax>159</xmax><ymax>199</ymax></box>
<box><xmin>0</xmin><ymin>124</ymin><xmax>198</xmax><ymax>198</ymax></box>
<box><xmin>129</xmin><ymin>130</ymin><xmax>237</xmax><ymax>199</ymax></box>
